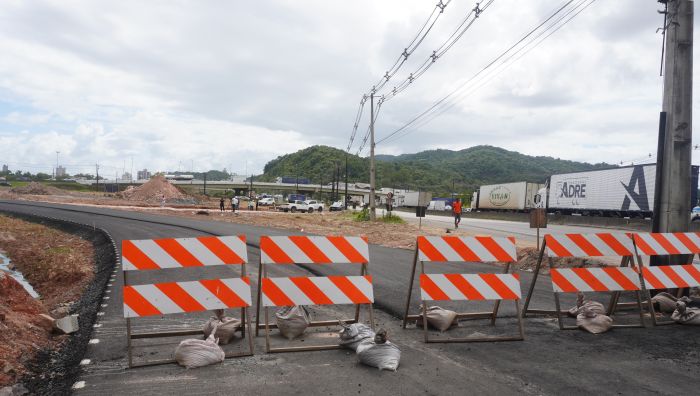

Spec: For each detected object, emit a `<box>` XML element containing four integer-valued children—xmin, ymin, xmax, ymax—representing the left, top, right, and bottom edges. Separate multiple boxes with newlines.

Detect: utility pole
<box><xmin>656</xmin><ymin>0</ymin><xmax>693</xmax><ymax>251</ymax></box>
<box><xmin>331</xmin><ymin>169</ymin><xmax>336</xmax><ymax>201</ymax></box>
<box><xmin>344</xmin><ymin>153</ymin><xmax>349</xmax><ymax>210</ymax></box>
<box><xmin>55</xmin><ymin>151</ymin><xmax>60</xmax><ymax>180</ymax></box>
<box><xmin>335</xmin><ymin>162</ymin><xmax>340</xmax><ymax>201</ymax></box>
<box><xmin>369</xmin><ymin>93</ymin><xmax>377</xmax><ymax>221</ymax></box>
<box><xmin>95</xmin><ymin>164</ymin><xmax>99</xmax><ymax>193</ymax></box>
<box><xmin>203</xmin><ymin>173</ymin><xmax>207</xmax><ymax>195</ymax></box>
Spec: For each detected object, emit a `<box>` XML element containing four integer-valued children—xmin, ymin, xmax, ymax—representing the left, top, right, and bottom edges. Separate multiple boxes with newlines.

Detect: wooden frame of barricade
<box><xmin>521</xmin><ymin>233</ymin><xmax>645</xmax><ymax>329</ymax></box>
<box><xmin>254</xmin><ymin>235</ymin><xmax>375</xmax><ymax>353</ymax></box>
<box><xmin>609</xmin><ymin>232</ymin><xmax>700</xmax><ymax>326</ymax></box>
<box><xmin>401</xmin><ymin>235</ymin><xmax>525</xmax><ymax>343</ymax></box>
<box><xmin>121</xmin><ymin>235</ymin><xmax>254</xmax><ymax>368</ymax></box>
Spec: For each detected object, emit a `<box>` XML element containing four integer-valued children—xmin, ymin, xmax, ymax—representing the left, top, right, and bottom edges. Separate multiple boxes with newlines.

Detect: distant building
<box><xmin>121</xmin><ymin>172</ymin><xmax>132</xmax><ymax>181</ymax></box>
<box><xmin>137</xmin><ymin>169</ymin><xmax>151</xmax><ymax>180</ymax></box>
<box><xmin>1</xmin><ymin>164</ymin><xmax>8</xmax><ymax>173</ymax></box>
<box><xmin>55</xmin><ymin>166</ymin><xmax>66</xmax><ymax>177</ymax></box>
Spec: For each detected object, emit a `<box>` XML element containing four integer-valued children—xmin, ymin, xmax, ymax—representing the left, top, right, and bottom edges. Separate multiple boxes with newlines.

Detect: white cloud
<box><xmin>0</xmin><ymin>0</ymin><xmax>697</xmax><ymax>176</ymax></box>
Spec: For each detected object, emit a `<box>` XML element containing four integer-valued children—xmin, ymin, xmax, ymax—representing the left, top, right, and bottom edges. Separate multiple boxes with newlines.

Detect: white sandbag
<box><xmin>203</xmin><ymin>316</ymin><xmax>241</xmax><ymax>345</ymax></box>
<box><xmin>651</xmin><ymin>292</ymin><xmax>678</xmax><ymax>314</ymax></box>
<box><xmin>568</xmin><ymin>293</ymin><xmax>606</xmax><ymax>317</ymax></box>
<box><xmin>418</xmin><ymin>305</ymin><xmax>458</xmax><ymax>332</ymax></box>
<box><xmin>356</xmin><ymin>329</ymin><xmax>401</xmax><ymax>372</ymax></box>
<box><xmin>576</xmin><ymin>307</ymin><xmax>613</xmax><ymax>334</ymax></box>
<box><xmin>338</xmin><ymin>322</ymin><xmax>375</xmax><ymax>351</ymax></box>
<box><xmin>175</xmin><ymin>327</ymin><xmax>225</xmax><ymax>369</ymax></box>
<box><xmin>275</xmin><ymin>306</ymin><xmax>311</xmax><ymax>340</ymax></box>
<box><xmin>671</xmin><ymin>300</ymin><xmax>700</xmax><ymax>325</ymax></box>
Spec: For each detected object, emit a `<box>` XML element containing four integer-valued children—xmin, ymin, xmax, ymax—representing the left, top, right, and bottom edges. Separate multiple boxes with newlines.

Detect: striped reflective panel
<box><xmin>419</xmin><ymin>273</ymin><xmax>521</xmax><ymax>301</ymax></box>
<box><xmin>261</xmin><ymin>276</ymin><xmax>374</xmax><ymax>306</ymax></box>
<box><xmin>122</xmin><ymin>235</ymin><xmax>247</xmax><ymax>271</ymax></box>
<box><xmin>417</xmin><ymin>236</ymin><xmax>517</xmax><ymax>262</ymax></box>
<box><xmin>260</xmin><ymin>236</ymin><xmax>369</xmax><ymax>264</ymax></box>
<box><xmin>550</xmin><ymin>267</ymin><xmax>640</xmax><ymax>292</ymax></box>
<box><xmin>633</xmin><ymin>233</ymin><xmax>700</xmax><ymax>256</ymax></box>
<box><xmin>123</xmin><ymin>277</ymin><xmax>252</xmax><ymax>317</ymax></box>
<box><xmin>641</xmin><ymin>264</ymin><xmax>700</xmax><ymax>290</ymax></box>
<box><xmin>545</xmin><ymin>233</ymin><xmax>634</xmax><ymax>257</ymax></box>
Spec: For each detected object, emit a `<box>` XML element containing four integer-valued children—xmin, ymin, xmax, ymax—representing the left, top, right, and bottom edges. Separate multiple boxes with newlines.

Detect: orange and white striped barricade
<box><xmin>626</xmin><ymin>232</ymin><xmax>700</xmax><ymax>325</ymax></box>
<box><xmin>521</xmin><ymin>233</ymin><xmax>645</xmax><ymax>329</ymax></box>
<box><xmin>401</xmin><ymin>236</ymin><xmax>525</xmax><ymax>342</ymax></box>
<box><xmin>254</xmin><ymin>235</ymin><xmax>375</xmax><ymax>353</ymax></box>
<box><xmin>122</xmin><ymin>235</ymin><xmax>254</xmax><ymax>367</ymax></box>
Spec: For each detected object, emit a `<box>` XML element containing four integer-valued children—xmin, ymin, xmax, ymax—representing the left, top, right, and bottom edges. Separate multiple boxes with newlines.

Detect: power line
<box><xmin>381</xmin><ymin>0</ymin><xmax>497</xmax><ymax>102</ymax></box>
<box><xmin>347</xmin><ymin>0</ymin><xmax>453</xmax><ymax>153</ymax></box>
<box><xmin>356</xmin><ymin>97</ymin><xmax>385</xmax><ymax>155</ymax></box>
<box><xmin>376</xmin><ymin>0</ymin><xmax>593</xmax><ymax>145</ymax></box>
<box><xmin>382</xmin><ymin>0</ymin><xmax>596</xmax><ymax>144</ymax></box>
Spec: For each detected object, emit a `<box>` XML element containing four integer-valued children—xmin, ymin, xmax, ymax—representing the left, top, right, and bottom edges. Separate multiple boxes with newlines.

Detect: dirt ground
<box><xmin>0</xmin><ymin>215</ymin><xmax>95</xmax><ymax>387</ymax></box>
<box><xmin>0</xmin><ymin>186</ymin><xmax>607</xmax><ymax>272</ymax></box>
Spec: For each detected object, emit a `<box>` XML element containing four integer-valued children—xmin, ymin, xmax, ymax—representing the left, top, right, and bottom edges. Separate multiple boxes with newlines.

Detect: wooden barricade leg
<box><xmin>606</xmin><ymin>256</ymin><xmax>631</xmax><ymax>316</ymax></box>
<box><xmin>364</xmin><ymin>263</ymin><xmax>375</xmax><ymax>329</ymax></box>
<box><xmin>490</xmin><ymin>262</ymin><xmax>511</xmax><ymax>325</ymax></box>
<box><xmin>522</xmin><ymin>240</ymin><xmax>547</xmax><ymax>317</ymax></box>
<box><xmin>255</xmin><ymin>259</ymin><xmax>264</xmax><ymax>336</ymax></box>
<box><xmin>402</xmin><ymin>246</ymin><xmax>420</xmax><ymax>329</ymax></box>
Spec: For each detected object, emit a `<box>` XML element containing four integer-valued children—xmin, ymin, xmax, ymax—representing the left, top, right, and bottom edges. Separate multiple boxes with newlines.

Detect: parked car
<box><xmin>329</xmin><ymin>201</ymin><xmax>344</xmax><ymax>211</ymax></box>
<box><xmin>304</xmin><ymin>200</ymin><xmax>324</xmax><ymax>213</ymax></box>
<box><xmin>692</xmin><ymin>206</ymin><xmax>700</xmax><ymax>221</ymax></box>
<box><xmin>277</xmin><ymin>200</ymin><xmax>308</xmax><ymax>213</ymax></box>
<box><xmin>258</xmin><ymin>197</ymin><xmax>275</xmax><ymax>206</ymax></box>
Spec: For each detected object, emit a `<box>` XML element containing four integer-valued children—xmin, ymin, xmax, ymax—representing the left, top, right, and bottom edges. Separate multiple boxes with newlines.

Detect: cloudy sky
<box><xmin>0</xmin><ymin>0</ymin><xmax>696</xmax><ymax>177</ymax></box>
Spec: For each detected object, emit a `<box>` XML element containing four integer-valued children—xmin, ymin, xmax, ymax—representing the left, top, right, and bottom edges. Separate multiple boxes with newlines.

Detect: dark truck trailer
<box><xmin>547</xmin><ymin>164</ymin><xmax>699</xmax><ymax>217</ymax></box>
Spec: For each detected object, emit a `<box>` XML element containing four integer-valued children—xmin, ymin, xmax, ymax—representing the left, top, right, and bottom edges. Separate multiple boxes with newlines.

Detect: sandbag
<box><xmin>203</xmin><ymin>315</ymin><xmax>241</xmax><ymax>345</ymax></box>
<box><xmin>568</xmin><ymin>293</ymin><xmax>606</xmax><ymax>317</ymax></box>
<box><xmin>671</xmin><ymin>300</ymin><xmax>700</xmax><ymax>325</ymax></box>
<box><xmin>576</xmin><ymin>307</ymin><xmax>613</xmax><ymax>334</ymax></box>
<box><xmin>356</xmin><ymin>329</ymin><xmax>401</xmax><ymax>372</ymax></box>
<box><xmin>275</xmin><ymin>306</ymin><xmax>311</xmax><ymax>340</ymax></box>
<box><xmin>338</xmin><ymin>322</ymin><xmax>376</xmax><ymax>351</ymax></box>
<box><xmin>651</xmin><ymin>292</ymin><xmax>678</xmax><ymax>314</ymax></box>
<box><xmin>417</xmin><ymin>305</ymin><xmax>458</xmax><ymax>332</ymax></box>
<box><xmin>175</xmin><ymin>326</ymin><xmax>225</xmax><ymax>369</ymax></box>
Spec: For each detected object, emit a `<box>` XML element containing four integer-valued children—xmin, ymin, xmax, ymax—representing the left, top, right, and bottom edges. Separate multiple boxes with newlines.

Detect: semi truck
<box><xmin>470</xmin><ymin>164</ymin><xmax>699</xmax><ymax>217</ymax></box>
<box><xmin>472</xmin><ymin>182</ymin><xmax>544</xmax><ymax>211</ymax></box>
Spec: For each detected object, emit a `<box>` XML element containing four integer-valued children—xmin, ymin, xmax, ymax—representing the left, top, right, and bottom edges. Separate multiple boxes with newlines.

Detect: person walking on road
<box><xmin>453</xmin><ymin>198</ymin><xmax>462</xmax><ymax>229</ymax></box>
<box><xmin>219</xmin><ymin>197</ymin><xmax>225</xmax><ymax>212</ymax></box>
<box><xmin>231</xmin><ymin>196</ymin><xmax>237</xmax><ymax>213</ymax></box>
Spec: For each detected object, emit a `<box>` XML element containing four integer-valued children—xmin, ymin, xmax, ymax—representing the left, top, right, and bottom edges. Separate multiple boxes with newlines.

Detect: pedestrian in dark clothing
<box><xmin>219</xmin><ymin>197</ymin><xmax>225</xmax><ymax>212</ymax></box>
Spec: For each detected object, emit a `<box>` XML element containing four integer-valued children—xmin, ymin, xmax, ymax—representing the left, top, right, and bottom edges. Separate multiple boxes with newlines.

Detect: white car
<box><xmin>304</xmin><ymin>200</ymin><xmax>324</xmax><ymax>213</ymax></box>
<box><xmin>258</xmin><ymin>197</ymin><xmax>274</xmax><ymax>206</ymax></box>
<box><xmin>329</xmin><ymin>201</ymin><xmax>344</xmax><ymax>211</ymax></box>
<box><xmin>692</xmin><ymin>206</ymin><xmax>700</xmax><ymax>221</ymax></box>
<box><xmin>278</xmin><ymin>200</ymin><xmax>308</xmax><ymax>213</ymax></box>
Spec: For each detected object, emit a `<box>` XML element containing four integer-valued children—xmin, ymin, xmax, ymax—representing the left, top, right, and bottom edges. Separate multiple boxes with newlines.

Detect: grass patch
<box><xmin>380</xmin><ymin>213</ymin><xmax>405</xmax><ymax>224</ymax></box>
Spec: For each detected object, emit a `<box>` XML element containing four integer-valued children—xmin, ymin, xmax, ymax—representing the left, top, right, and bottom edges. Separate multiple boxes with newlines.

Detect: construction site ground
<box><xmin>0</xmin><ymin>200</ymin><xmax>698</xmax><ymax>395</ymax></box>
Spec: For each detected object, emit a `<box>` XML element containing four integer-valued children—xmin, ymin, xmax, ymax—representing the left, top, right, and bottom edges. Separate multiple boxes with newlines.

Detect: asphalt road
<box><xmin>1</xmin><ymin>200</ymin><xmax>698</xmax><ymax>396</ymax></box>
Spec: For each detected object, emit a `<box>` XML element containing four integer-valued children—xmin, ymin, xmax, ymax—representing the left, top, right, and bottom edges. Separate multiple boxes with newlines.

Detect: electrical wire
<box><xmin>377</xmin><ymin>0</ymin><xmax>597</xmax><ymax>145</ymax></box>
<box><xmin>381</xmin><ymin>0</ymin><xmax>497</xmax><ymax>102</ymax></box>
<box><xmin>348</xmin><ymin>1</ymin><xmax>453</xmax><ymax>153</ymax></box>
<box><xmin>382</xmin><ymin>0</ymin><xmax>595</xmax><ymax>144</ymax></box>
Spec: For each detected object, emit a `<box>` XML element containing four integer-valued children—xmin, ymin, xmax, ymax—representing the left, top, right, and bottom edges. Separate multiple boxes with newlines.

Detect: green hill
<box><xmin>260</xmin><ymin>145</ymin><xmax>612</xmax><ymax>195</ymax></box>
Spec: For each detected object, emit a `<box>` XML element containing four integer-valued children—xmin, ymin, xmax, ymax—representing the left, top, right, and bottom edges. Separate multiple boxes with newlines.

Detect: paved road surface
<box><xmin>1</xmin><ymin>200</ymin><xmax>697</xmax><ymax>396</ymax></box>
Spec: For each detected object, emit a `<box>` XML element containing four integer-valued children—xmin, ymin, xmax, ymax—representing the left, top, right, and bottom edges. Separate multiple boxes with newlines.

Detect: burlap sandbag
<box><xmin>576</xmin><ymin>307</ymin><xmax>613</xmax><ymax>334</ymax></box>
<box><xmin>338</xmin><ymin>322</ymin><xmax>375</xmax><ymax>351</ymax></box>
<box><xmin>175</xmin><ymin>326</ymin><xmax>225</xmax><ymax>369</ymax></box>
<box><xmin>356</xmin><ymin>329</ymin><xmax>401</xmax><ymax>372</ymax></box>
<box><xmin>417</xmin><ymin>305</ymin><xmax>458</xmax><ymax>332</ymax></box>
<box><xmin>568</xmin><ymin>293</ymin><xmax>606</xmax><ymax>317</ymax></box>
<box><xmin>275</xmin><ymin>306</ymin><xmax>311</xmax><ymax>340</ymax></box>
<box><xmin>651</xmin><ymin>292</ymin><xmax>678</xmax><ymax>314</ymax></box>
<box><xmin>203</xmin><ymin>316</ymin><xmax>241</xmax><ymax>345</ymax></box>
<box><xmin>671</xmin><ymin>300</ymin><xmax>700</xmax><ymax>325</ymax></box>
